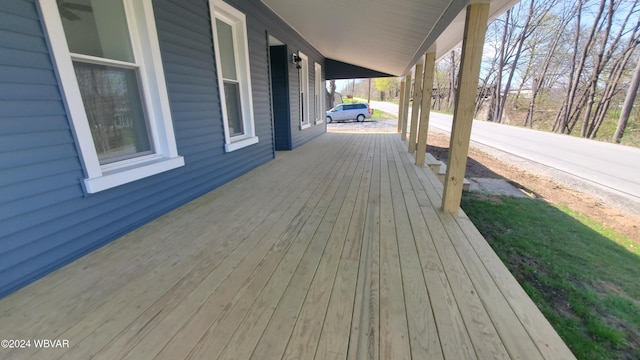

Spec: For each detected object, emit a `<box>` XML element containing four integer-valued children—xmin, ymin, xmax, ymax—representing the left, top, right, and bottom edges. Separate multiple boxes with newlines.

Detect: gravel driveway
<box><xmin>327</xmin><ymin>118</ymin><xmax>398</xmax><ymax>133</ymax></box>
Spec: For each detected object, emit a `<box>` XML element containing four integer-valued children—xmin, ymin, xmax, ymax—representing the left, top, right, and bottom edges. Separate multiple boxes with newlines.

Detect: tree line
<box><xmin>341</xmin><ymin>0</ymin><xmax>640</xmax><ymax>146</ymax></box>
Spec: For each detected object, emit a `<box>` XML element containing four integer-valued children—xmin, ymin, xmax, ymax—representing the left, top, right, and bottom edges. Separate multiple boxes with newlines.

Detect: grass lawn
<box><xmin>370</xmin><ymin>108</ymin><xmax>394</xmax><ymax>119</ymax></box>
<box><xmin>461</xmin><ymin>194</ymin><xmax>640</xmax><ymax>360</ymax></box>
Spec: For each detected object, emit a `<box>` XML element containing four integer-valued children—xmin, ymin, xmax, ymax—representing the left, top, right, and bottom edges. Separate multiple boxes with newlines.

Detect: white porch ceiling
<box><xmin>260</xmin><ymin>0</ymin><xmax>519</xmax><ymax>76</ymax></box>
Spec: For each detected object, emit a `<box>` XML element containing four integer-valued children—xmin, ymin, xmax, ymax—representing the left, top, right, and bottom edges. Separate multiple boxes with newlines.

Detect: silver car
<box><xmin>326</xmin><ymin>103</ymin><xmax>373</xmax><ymax>123</ymax></box>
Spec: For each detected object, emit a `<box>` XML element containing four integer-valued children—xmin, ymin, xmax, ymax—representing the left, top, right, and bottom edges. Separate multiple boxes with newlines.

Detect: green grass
<box><xmin>343</xmin><ymin>97</ymin><xmax>366</xmax><ymax>103</ymax></box>
<box><xmin>371</xmin><ymin>108</ymin><xmax>394</xmax><ymax>119</ymax></box>
<box><xmin>461</xmin><ymin>195</ymin><xmax>640</xmax><ymax>360</ymax></box>
<box><xmin>593</xmin><ymin>112</ymin><xmax>640</xmax><ymax>148</ymax></box>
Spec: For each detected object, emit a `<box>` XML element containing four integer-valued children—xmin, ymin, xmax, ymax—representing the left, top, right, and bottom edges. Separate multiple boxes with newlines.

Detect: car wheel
<box><xmin>356</xmin><ymin>114</ymin><xmax>365</xmax><ymax>122</ymax></box>
<box><xmin>327</xmin><ymin>116</ymin><xmax>332</xmax><ymax>123</ymax></box>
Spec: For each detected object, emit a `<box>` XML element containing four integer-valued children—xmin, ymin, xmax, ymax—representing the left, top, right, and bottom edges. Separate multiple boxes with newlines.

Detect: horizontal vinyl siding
<box><xmin>0</xmin><ymin>0</ymin><xmax>326</xmax><ymax>297</ymax></box>
<box><xmin>225</xmin><ymin>0</ymin><xmax>326</xmax><ymax>149</ymax></box>
<box><xmin>0</xmin><ymin>0</ymin><xmax>85</xmax><ymax>295</ymax></box>
<box><xmin>0</xmin><ymin>0</ymin><xmax>280</xmax><ymax>297</ymax></box>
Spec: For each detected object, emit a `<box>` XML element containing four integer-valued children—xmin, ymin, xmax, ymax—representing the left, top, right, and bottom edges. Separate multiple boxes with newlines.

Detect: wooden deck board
<box><xmin>347</xmin><ymin>135</ymin><xmax>381</xmax><ymax>360</ymax></box>
<box><xmin>403</xmin><ymin>147</ymin><xmax>574</xmax><ymax>359</ymax></box>
<box><xmin>0</xmin><ymin>133</ymin><xmax>575</xmax><ymax>360</ymax></box>
<box><xmin>387</xmin><ymin>146</ymin><xmax>443</xmax><ymax>359</ymax></box>
<box><xmin>378</xmin><ymin>135</ymin><xmax>412</xmax><ymax>360</ymax></box>
<box><xmin>391</xmin><ymin>138</ymin><xmax>512</xmax><ymax>360</ymax></box>
<box><xmin>314</xmin><ymin>135</ymin><xmax>374</xmax><ymax>360</ymax></box>
<box><xmin>222</xmin><ymin>135</ymin><xmax>370</xmax><ymax>360</ymax></box>
<box><xmin>280</xmin><ymin>135</ymin><xmax>370</xmax><ymax>360</ymax></box>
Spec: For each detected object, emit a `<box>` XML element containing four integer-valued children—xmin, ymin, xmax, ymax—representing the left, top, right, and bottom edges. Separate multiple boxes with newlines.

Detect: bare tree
<box><xmin>523</xmin><ymin>7</ymin><xmax>574</xmax><ymax>127</ymax></box>
<box><xmin>555</xmin><ymin>0</ymin><xmax>607</xmax><ymax>134</ymax></box>
<box><xmin>576</xmin><ymin>0</ymin><xmax>636</xmax><ymax>137</ymax></box>
<box><xmin>614</xmin><ymin>57</ymin><xmax>640</xmax><ymax>142</ymax></box>
<box><xmin>463</xmin><ymin>0</ymin><xmax>640</xmax><ymax>144</ymax></box>
<box><xmin>327</xmin><ymin>80</ymin><xmax>336</xmax><ymax>108</ymax></box>
<box><xmin>588</xmin><ymin>19</ymin><xmax>640</xmax><ymax>138</ymax></box>
<box><xmin>447</xmin><ymin>49</ymin><xmax>459</xmax><ymax>111</ymax></box>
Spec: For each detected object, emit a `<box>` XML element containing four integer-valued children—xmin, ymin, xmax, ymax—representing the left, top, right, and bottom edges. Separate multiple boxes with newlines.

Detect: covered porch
<box><xmin>0</xmin><ymin>132</ymin><xmax>574</xmax><ymax>359</ymax></box>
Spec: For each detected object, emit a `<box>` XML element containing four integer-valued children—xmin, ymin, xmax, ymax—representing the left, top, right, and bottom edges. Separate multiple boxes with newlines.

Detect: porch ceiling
<box><xmin>260</xmin><ymin>0</ymin><xmax>519</xmax><ymax>76</ymax></box>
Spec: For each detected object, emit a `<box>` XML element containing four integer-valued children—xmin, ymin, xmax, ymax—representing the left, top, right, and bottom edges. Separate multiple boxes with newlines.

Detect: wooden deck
<box><xmin>0</xmin><ymin>133</ymin><xmax>575</xmax><ymax>360</ymax></box>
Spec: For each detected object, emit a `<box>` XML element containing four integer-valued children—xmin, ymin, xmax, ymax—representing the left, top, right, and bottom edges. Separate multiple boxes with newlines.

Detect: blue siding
<box><xmin>224</xmin><ymin>0</ymin><xmax>326</xmax><ymax>149</ymax></box>
<box><xmin>0</xmin><ymin>0</ymin><xmax>325</xmax><ymax>297</ymax></box>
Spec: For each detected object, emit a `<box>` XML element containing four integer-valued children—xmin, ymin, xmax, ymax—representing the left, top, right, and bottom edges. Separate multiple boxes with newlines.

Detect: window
<box><xmin>298</xmin><ymin>52</ymin><xmax>310</xmax><ymax>129</ymax></box>
<box><xmin>211</xmin><ymin>0</ymin><xmax>258</xmax><ymax>152</ymax></box>
<box><xmin>314</xmin><ymin>62</ymin><xmax>323</xmax><ymax>124</ymax></box>
<box><xmin>39</xmin><ymin>0</ymin><xmax>184</xmax><ymax>193</ymax></box>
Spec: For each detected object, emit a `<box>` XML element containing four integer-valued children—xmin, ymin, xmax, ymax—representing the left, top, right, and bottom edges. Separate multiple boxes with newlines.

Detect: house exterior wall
<box><xmin>0</xmin><ymin>0</ymin><xmax>325</xmax><ymax>297</ymax></box>
<box><xmin>230</xmin><ymin>0</ymin><xmax>327</xmax><ymax>149</ymax></box>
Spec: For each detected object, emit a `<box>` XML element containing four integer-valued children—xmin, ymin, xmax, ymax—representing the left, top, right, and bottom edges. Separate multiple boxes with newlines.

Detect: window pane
<box><xmin>216</xmin><ymin>19</ymin><xmax>238</xmax><ymax>81</ymax></box>
<box><xmin>224</xmin><ymin>81</ymin><xmax>244</xmax><ymax>136</ymax></box>
<box><xmin>73</xmin><ymin>61</ymin><xmax>153</xmax><ymax>164</ymax></box>
<box><xmin>59</xmin><ymin>0</ymin><xmax>134</xmax><ymax>63</ymax></box>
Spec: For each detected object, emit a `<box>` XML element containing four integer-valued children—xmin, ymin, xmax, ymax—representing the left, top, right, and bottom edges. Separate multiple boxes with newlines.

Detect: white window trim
<box><xmin>210</xmin><ymin>0</ymin><xmax>258</xmax><ymax>152</ymax></box>
<box><xmin>298</xmin><ymin>52</ymin><xmax>310</xmax><ymax>130</ymax></box>
<box><xmin>314</xmin><ymin>62</ymin><xmax>323</xmax><ymax>125</ymax></box>
<box><xmin>38</xmin><ymin>0</ymin><xmax>184</xmax><ymax>194</ymax></box>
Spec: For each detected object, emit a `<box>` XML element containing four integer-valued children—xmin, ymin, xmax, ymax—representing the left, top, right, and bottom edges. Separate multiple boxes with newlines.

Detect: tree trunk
<box><xmin>493</xmin><ymin>9</ymin><xmax>510</xmax><ymax>122</ymax></box>
<box><xmin>514</xmin><ymin>43</ymin><xmax>536</xmax><ymax>111</ymax></box>
<box><xmin>589</xmin><ymin>33</ymin><xmax>639</xmax><ymax>138</ymax></box>
<box><xmin>587</xmin><ymin>7</ymin><xmax>640</xmax><ymax>138</ymax></box>
<box><xmin>614</xmin><ymin>58</ymin><xmax>640</xmax><ymax>143</ymax></box>
<box><xmin>560</xmin><ymin>0</ymin><xmax>604</xmax><ymax>134</ymax></box>
<box><xmin>524</xmin><ymin>8</ymin><xmax>571</xmax><ymax>128</ymax></box>
<box><xmin>328</xmin><ymin>80</ymin><xmax>336</xmax><ymax>108</ymax></box>
<box><xmin>579</xmin><ymin>0</ymin><xmax>615</xmax><ymax>137</ymax></box>
<box><xmin>497</xmin><ymin>0</ymin><xmax>538</xmax><ymax>123</ymax></box>
<box><xmin>448</xmin><ymin>50</ymin><xmax>457</xmax><ymax>111</ymax></box>
<box><xmin>475</xmin><ymin>61</ymin><xmax>497</xmax><ymax>119</ymax></box>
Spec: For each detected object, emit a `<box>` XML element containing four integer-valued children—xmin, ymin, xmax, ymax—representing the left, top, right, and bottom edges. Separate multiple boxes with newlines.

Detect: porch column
<box><xmin>416</xmin><ymin>52</ymin><xmax>436</xmax><ymax>166</ymax></box>
<box><xmin>397</xmin><ymin>79</ymin><xmax>406</xmax><ymax>133</ymax></box>
<box><xmin>400</xmin><ymin>73</ymin><xmax>412</xmax><ymax>141</ymax></box>
<box><xmin>442</xmin><ymin>3</ymin><xmax>490</xmax><ymax>213</ymax></box>
<box><xmin>408</xmin><ymin>63</ymin><xmax>423</xmax><ymax>153</ymax></box>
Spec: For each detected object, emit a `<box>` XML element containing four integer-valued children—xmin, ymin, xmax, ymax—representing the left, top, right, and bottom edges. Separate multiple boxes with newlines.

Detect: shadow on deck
<box><xmin>0</xmin><ymin>133</ymin><xmax>574</xmax><ymax>359</ymax></box>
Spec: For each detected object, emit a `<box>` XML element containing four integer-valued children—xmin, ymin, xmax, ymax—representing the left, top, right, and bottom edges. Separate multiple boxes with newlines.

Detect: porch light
<box><xmin>292</xmin><ymin>52</ymin><xmax>302</xmax><ymax>69</ymax></box>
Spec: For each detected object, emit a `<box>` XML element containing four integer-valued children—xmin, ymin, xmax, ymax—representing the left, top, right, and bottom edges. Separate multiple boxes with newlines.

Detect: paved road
<box><xmin>369</xmin><ymin>101</ymin><xmax>640</xmax><ymax>202</ymax></box>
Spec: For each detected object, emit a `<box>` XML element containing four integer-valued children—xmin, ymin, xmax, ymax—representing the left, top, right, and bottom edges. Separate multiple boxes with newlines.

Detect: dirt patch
<box><xmin>593</xmin><ymin>281</ymin><xmax>640</xmax><ymax>310</ymax></box>
<box><xmin>426</xmin><ymin>131</ymin><xmax>640</xmax><ymax>242</ymax></box>
<box><xmin>508</xmin><ymin>252</ymin><xmax>577</xmax><ymax>321</ymax></box>
<box><xmin>591</xmin><ymin>282</ymin><xmax>640</xmax><ymax>359</ymax></box>
<box><xmin>606</xmin><ymin>318</ymin><xmax>640</xmax><ymax>360</ymax></box>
